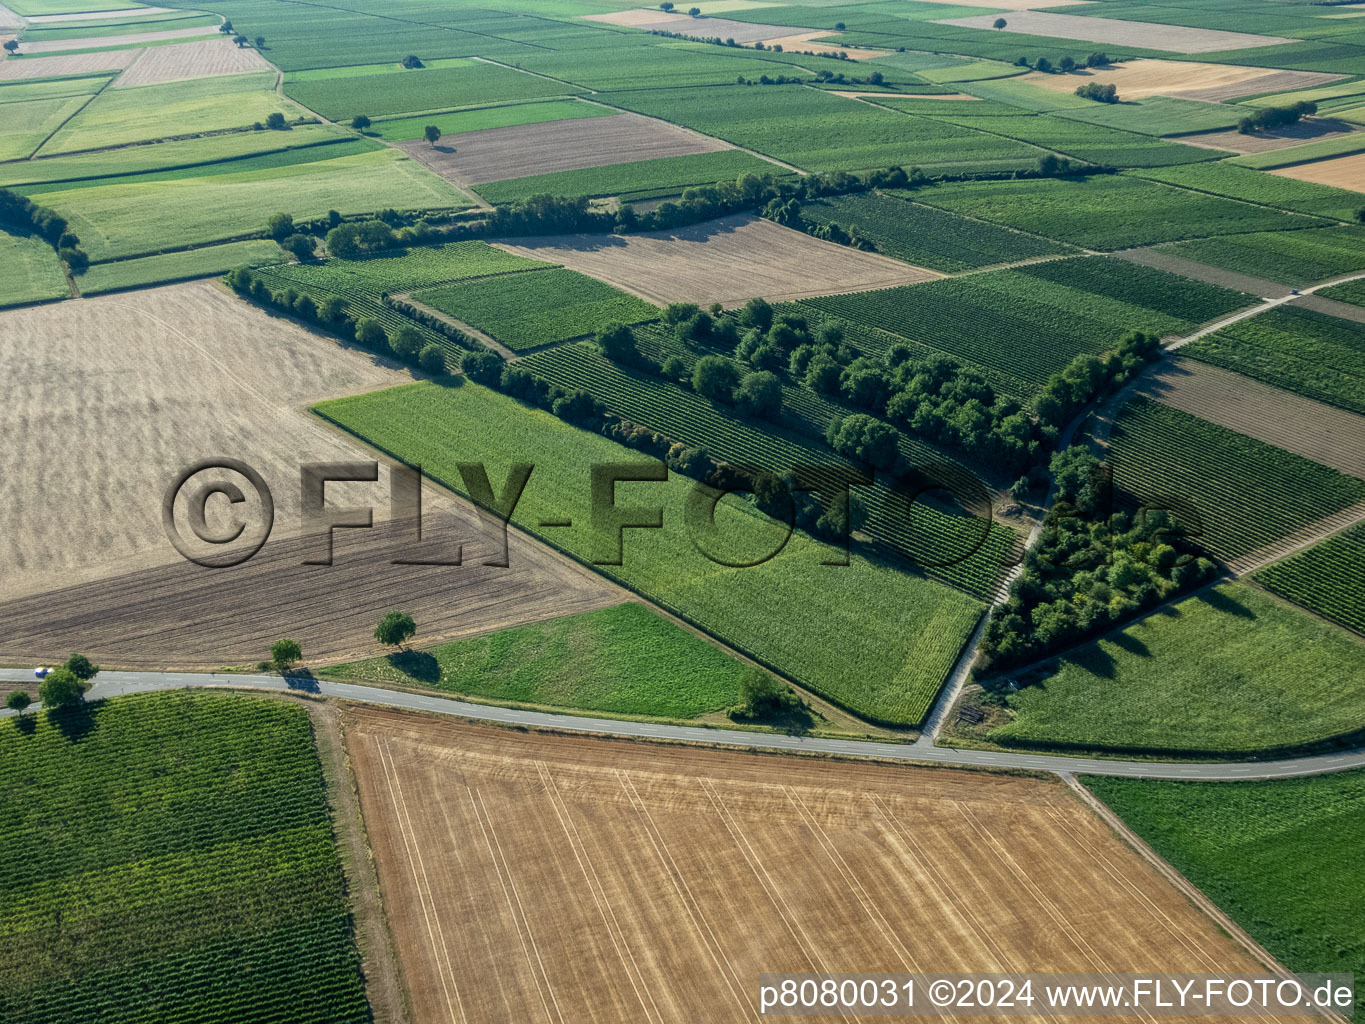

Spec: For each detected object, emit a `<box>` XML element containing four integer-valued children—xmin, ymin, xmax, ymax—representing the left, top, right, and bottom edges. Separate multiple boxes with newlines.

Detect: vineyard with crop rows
<box><xmin>1255</xmin><ymin>522</ymin><xmax>1365</xmax><ymax>635</ymax></box>
<box><xmin>0</xmin><ymin>693</ymin><xmax>368</xmax><ymax>1024</ymax></box>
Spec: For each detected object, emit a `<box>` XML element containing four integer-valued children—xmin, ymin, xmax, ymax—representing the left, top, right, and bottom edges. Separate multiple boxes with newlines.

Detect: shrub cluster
<box><xmin>1238</xmin><ymin>101</ymin><xmax>1316</xmax><ymax>134</ymax></box>
<box><xmin>1074</xmin><ymin>81</ymin><xmax>1118</xmax><ymax>103</ymax></box>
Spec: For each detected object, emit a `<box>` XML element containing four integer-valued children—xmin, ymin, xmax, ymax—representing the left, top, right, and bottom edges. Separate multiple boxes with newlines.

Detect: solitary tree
<box><xmin>267</xmin><ymin>211</ymin><xmax>295</xmax><ymax>240</ymax></box>
<box><xmin>375</xmin><ymin>611</ymin><xmax>417</xmax><ymax>649</ymax></box>
<box><xmin>1059</xmin><ymin>55</ymin><xmax>1076</xmax><ymax>73</ymax></box>
<box><xmin>688</xmin><ymin>6</ymin><xmax>701</xmax><ymax>15</ymax></box>
<box><xmin>660</xmin><ymin>1</ymin><xmax>674</xmax><ymax>10</ymax></box>
<box><xmin>400</xmin><ymin>54</ymin><xmax>423</xmax><ymax>68</ymax></box>
<box><xmin>265</xmin><ymin>111</ymin><xmax>288</xmax><ymax>130</ymax></box>
<box><xmin>64</xmin><ymin>654</ymin><xmax>99</xmax><ymax>683</ymax></box>
<box><xmin>6</xmin><ymin>691</ymin><xmax>31</xmax><ymax>718</ymax></box>
<box><xmin>351</xmin><ymin>114</ymin><xmax>371</xmax><ymax>131</ymax></box>
<box><xmin>596</xmin><ymin>322</ymin><xmax>637</xmax><ymax>363</ymax></box>
<box><xmin>1035</xmin><ymin>56</ymin><xmax>1054</xmax><ymax>73</ymax></box>
<box><xmin>270</xmin><ymin>638</ymin><xmax>302</xmax><ymax>672</ymax></box>
<box><xmin>3</xmin><ymin>39</ymin><xmax>18</xmax><ymax>54</ymax></box>
<box><xmin>1356</xmin><ymin>207</ymin><xmax>1365</xmax><ymax>225</ymax></box>
<box><xmin>232</xmin><ymin>33</ymin><xmax>247</xmax><ymax>47</ymax></box>
<box><xmin>424</xmin><ymin>124</ymin><xmax>442</xmax><ymax>147</ymax></box>
<box><xmin>254</xmin><ymin>35</ymin><xmax>266</xmax><ymax>48</ymax></box>
<box><xmin>835</xmin><ymin>21</ymin><xmax>845</xmax><ymax>30</ymax></box>
<box><xmin>38</xmin><ymin>668</ymin><xmax>85</xmax><ymax>710</ymax></box>
<box><xmin>993</xmin><ymin>17</ymin><xmax>1007</xmax><ymax>28</ymax></box>
<box><xmin>219</xmin><ymin>19</ymin><xmax>233</xmax><ymax>33</ymax></box>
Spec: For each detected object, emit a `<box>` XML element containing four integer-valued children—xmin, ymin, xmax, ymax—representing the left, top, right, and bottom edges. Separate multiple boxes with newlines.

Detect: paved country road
<box><xmin>3</xmin><ymin>668</ymin><xmax>1362</xmax><ymax>781</ymax></box>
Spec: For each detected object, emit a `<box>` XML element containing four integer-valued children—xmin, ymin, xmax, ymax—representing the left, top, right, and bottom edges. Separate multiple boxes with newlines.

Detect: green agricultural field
<box><xmin>78</xmin><ymin>240</ymin><xmax>284</xmax><ymax>295</ymax></box>
<box><xmin>0</xmin><ymin>75</ymin><xmax>110</xmax><ymax>104</ymax></box>
<box><xmin>262</xmin><ymin>240</ymin><xmax>552</xmax><ymax>297</ymax></box>
<box><xmin>39</xmin><ymin>73</ymin><xmax>298</xmax><ymax>155</ymax></box>
<box><xmin>283</xmin><ymin>59</ymin><xmax>584</xmax><ymax>121</ymax></box>
<box><xmin>1014</xmin><ymin>255</ymin><xmax>1255</xmax><ymax>326</ymax></box>
<box><xmin>794</xmin><ymin>191</ymin><xmax>1074</xmax><ymax>272</ymax></box>
<box><xmin>0</xmin><ymin>692</ymin><xmax>368</xmax><ymax>1024</ymax></box>
<box><xmin>519</xmin><ymin>340</ymin><xmax>1016</xmax><ymax>598</ymax></box>
<box><xmin>988</xmin><ymin>583</ymin><xmax>1365</xmax><ymax>755</ymax></box>
<box><xmin>929</xmin><ymin>112</ymin><xmax>1221</xmax><ymax>167</ymax></box>
<box><xmin>1106</xmin><ymin>396</ymin><xmax>1365</xmax><ymax>562</ymax></box>
<box><xmin>1319</xmin><ymin>277</ymin><xmax>1365</xmax><ymax>306</ymax></box>
<box><xmin>315</xmin><ymin>381</ymin><xmax>985</xmax><ymax>725</ymax></box>
<box><xmin>0</xmin><ymin>124</ymin><xmax>356</xmax><ymax>188</ymax></box>
<box><xmin>1154</xmin><ymin>226</ymin><xmax>1365</xmax><ymax>286</ymax></box>
<box><xmin>871</xmin><ymin>96</ymin><xmax>1026</xmax><ymax>117</ymax></box>
<box><xmin>916</xmin><ymin>60</ymin><xmax>1022</xmax><ymax>84</ymax></box>
<box><xmin>324</xmin><ymin>603</ymin><xmax>751</xmax><ymax>718</ymax></box>
<box><xmin>0</xmin><ymin>233</ymin><xmax>69</xmax><ymax>308</ymax></box>
<box><xmin>800</xmin><ymin>265</ymin><xmax>1217</xmax><ymax>396</ymax></box>
<box><xmin>1130</xmin><ymin>163</ymin><xmax>1361</xmax><ymax>223</ymax></box>
<box><xmin>905</xmin><ymin>175</ymin><xmax>1309</xmax><ymax>249</ymax></box>
<box><xmin>412</xmin><ymin>267</ymin><xmax>659</xmax><ymax>350</ymax></box>
<box><xmin>368</xmin><ymin>98</ymin><xmax>611</xmax><ymax>142</ymax></box>
<box><xmin>35</xmin><ymin>148</ymin><xmax>472</xmax><ymax>262</ymax></box>
<box><xmin>6</xmin><ymin>0</ymin><xmax>143</xmax><ymax>13</ymax></box>
<box><xmin>508</xmin><ymin>45</ymin><xmax>823</xmax><ymax>92</ymax></box>
<box><xmin>1085</xmin><ymin>770</ymin><xmax>1365</xmax><ymax>1016</ymax></box>
<box><xmin>1256</xmin><ymin>522</ymin><xmax>1365</xmax><ymax>635</ymax></box>
<box><xmin>1052</xmin><ymin>96</ymin><xmax>1243</xmax><ymax>137</ymax></box>
<box><xmin>1180</xmin><ymin>306</ymin><xmax>1365</xmax><ymax>415</ymax></box>
<box><xmin>19</xmin><ymin>13</ymin><xmax>221</xmax><ymax>41</ymax></box>
<box><xmin>0</xmin><ymin>95</ymin><xmax>89</xmax><ymax>161</ymax></box>
<box><xmin>474</xmin><ymin>150</ymin><xmax>786</xmax><ymax>204</ymax></box>
<box><xmin>602</xmin><ymin>85</ymin><xmax>1046</xmax><ymax>174</ymax></box>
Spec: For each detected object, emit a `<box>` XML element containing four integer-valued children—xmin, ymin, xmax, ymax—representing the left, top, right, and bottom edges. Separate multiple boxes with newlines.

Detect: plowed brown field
<box><xmin>346</xmin><ymin>709</ymin><xmax>1297</xmax><ymax>1024</ymax></box>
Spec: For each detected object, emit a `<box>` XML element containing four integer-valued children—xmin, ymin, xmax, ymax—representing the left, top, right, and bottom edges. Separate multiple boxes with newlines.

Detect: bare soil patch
<box><xmin>1020</xmin><ymin>59</ymin><xmax>1340</xmax><ymax>101</ymax></box>
<box><xmin>1139</xmin><ymin>358</ymin><xmax>1365</xmax><ymax>480</ymax></box>
<box><xmin>1180</xmin><ymin>119</ymin><xmax>1360</xmax><ymax>154</ymax></box>
<box><xmin>27</xmin><ymin>7</ymin><xmax>175</xmax><ymax>23</ymax></box>
<box><xmin>493</xmin><ymin>213</ymin><xmax>939</xmax><ymax>307</ymax></box>
<box><xmin>0</xmin><ymin>47</ymin><xmax>136</xmax><ymax>80</ymax></box>
<box><xmin>113</xmin><ymin>37</ymin><xmax>273</xmax><ymax>87</ymax></box>
<box><xmin>939</xmin><ymin>11</ymin><xmax>1292</xmax><ymax>53</ymax></box>
<box><xmin>20</xmin><ymin>25</ymin><xmax>217</xmax><ymax>54</ymax></box>
<box><xmin>582</xmin><ymin>11</ymin><xmax>888</xmax><ymax>58</ymax></box>
<box><xmin>1270</xmin><ymin>149</ymin><xmax>1365</xmax><ymax>192</ymax></box>
<box><xmin>397</xmin><ymin>113</ymin><xmax>731</xmax><ymax>186</ymax></box>
<box><xmin>345</xmin><ymin>708</ymin><xmax>1287</xmax><ymax>1024</ymax></box>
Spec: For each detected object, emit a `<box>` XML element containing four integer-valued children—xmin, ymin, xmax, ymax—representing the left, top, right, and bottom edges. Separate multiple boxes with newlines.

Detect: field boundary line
<box><xmin>25</xmin><ymin>72</ymin><xmax>109</xmax><ymax>160</ymax></box>
<box><xmin>1058</xmin><ymin>774</ymin><xmax>1351</xmax><ymax>1024</ymax></box>
<box><xmin>535</xmin><ymin>762</ymin><xmax>664</xmax><ymax>1024</ymax></box>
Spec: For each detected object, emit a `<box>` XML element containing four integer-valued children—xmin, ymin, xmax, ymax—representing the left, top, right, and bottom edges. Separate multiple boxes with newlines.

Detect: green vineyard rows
<box><xmin>1256</xmin><ymin>522</ymin><xmax>1365</xmax><ymax>635</ymax></box>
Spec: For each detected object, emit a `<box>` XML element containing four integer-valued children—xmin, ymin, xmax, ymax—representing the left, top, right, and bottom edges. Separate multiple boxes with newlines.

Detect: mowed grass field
<box><xmin>283</xmin><ymin>59</ymin><xmax>584</xmax><ymax>121</ymax></box>
<box><xmin>472</xmin><ymin>150</ymin><xmax>784</xmax><ymax>204</ymax></box>
<box><xmin>367</xmin><ymin>98</ymin><xmax>611</xmax><ymax>142</ymax></box>
<box><xmin>315</xmin><ymin>381</ymin><xmax>985</xmax><ymax>725</ymax></box>
<box><xmin>412</xmin><ymin>267</ymin><xmax>660</xmax><ymax>350</ymax></box>
<box><xmin>0</xmin><ymin>693</ymin><xmax>369</xmax><ymax>1024</ymax></box>
<box><xmin>345</xmin><ymin>709</ymin><xmax>1292</xmax><ymax>1024</ymax></box>
<box><xmin>1087</xmin><ymin>769</ymin><xmax>1365</xmax><ymax>1016</ymax></box>
<box><xmin>33</xmin><ymin>148</ymin><xmax>472</xmax><ymax>261</ymax></box>
<box><xmin>0</xmin><ymin>94</ymin><xmax>90</xmax><ymax>160</ymax></box>
<box><xmin>324</xmin><ymin>602</ymin><xmax>750</xmax><ymax>718</ymax></box>
<box><xmin>989</xmin><ymin>583</ymin><xmax>1365</xmax><ymax>756</ymax></box>
<box><xmin>0</xmin><ymin>234</ymin><xmax>69</xmax><ymax>308</ymax></box>
<box><xmin>76</xmin><ymin>239</ymin><xmax>284</xmax><ymax>295</ymax></box>
<box><xmin>38</xmin><ymin>73</ymin><xmax>298</xmax><ymax>154</ymax></box>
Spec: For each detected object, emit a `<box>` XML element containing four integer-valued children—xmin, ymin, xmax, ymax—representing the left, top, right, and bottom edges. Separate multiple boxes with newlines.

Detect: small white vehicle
<box><xmin>33</xmin><ymin>667</ymin><xmax>50</xmax><ymax>679</ymax></box>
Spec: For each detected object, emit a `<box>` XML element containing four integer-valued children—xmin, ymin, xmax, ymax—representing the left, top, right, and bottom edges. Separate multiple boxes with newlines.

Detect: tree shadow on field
<box><xmin>387</xmin><ymin>650</ymin><xmax>440</xmax><ymax>684</ymax></box>
<box><xmin>49</xmin><ymin>702</ymin><xmax>98</xmax><ymax>744</ymax></box>
<box><xmin>1201</xmin><ymin>587</ymin><xmax>1256</xmax><ymax>620</ymax></box>
<box><xmin>1110</xmin><ymin>630</ymin><xmax>1149</xmax><ymax>659</ymax></box>
<box><xmin>730</xmin><ymin>703</ymin><xmax>817</xmax><ymax>736</ymax></box>
<box><xmin>1070</xmin><ymin>644</ymin><xmax>1117</xmax><ymax>680</ymax></box>
<box><xmin>10</xmin><ymin>715</ymin><xmax>36</xmax><ymax>737</ymax></box>
<box><xmin>283</xmin><ymin>668</ymin><xmax>320</xmax><ymax>693</ymax></box>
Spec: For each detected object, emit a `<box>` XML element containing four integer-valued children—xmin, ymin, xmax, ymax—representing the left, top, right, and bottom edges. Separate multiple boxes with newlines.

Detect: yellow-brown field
<box><xmin>346</xmin><ymin>709</ymin><xmax>1293</xmax><ymax>1024</ymax></box>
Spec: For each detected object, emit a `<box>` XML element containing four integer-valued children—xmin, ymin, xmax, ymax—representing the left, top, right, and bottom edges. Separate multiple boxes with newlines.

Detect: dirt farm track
<box><xmin>344</xmin><ymin>709</ymin><xmax>1303</xmax><ymax>1024</ymax></box>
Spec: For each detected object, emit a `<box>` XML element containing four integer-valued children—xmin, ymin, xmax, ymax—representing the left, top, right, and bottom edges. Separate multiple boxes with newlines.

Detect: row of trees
<box><xmin>0</xmin><ymin>188</ymin><xmax>90</xmax><ymax>271</ymax></box>
<box><xmin>6</xmin><ymin>654</ymin><xmax>99</xmax><ymax>720</ymax></box>
<box><xmin>1017</xmin><ymin>52</ymin><xmax>1111</xmax><ymax>74</ymax></box>
<box><xmin>224</xmin><ymin>266</ymin><xmax>447</xmax><ymax>374</ymax></box>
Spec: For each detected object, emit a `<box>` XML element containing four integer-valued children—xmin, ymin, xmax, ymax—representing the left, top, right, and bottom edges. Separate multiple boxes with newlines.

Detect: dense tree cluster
<box><xmin>1238</xmin><ymin>100</ymin><xmax>1316</xmax><ymax>134</ymax></box>
<box><xmin>0</xmin><ymin>188</ymin><xmax>90</xmax><ymax>271</ymax></box>
<box><xmin>977</xmin><ymin>447</ymin><xmax>1217</xmax><ymax>676</ymax></box>
<box><xmin>1031</xmin><ymin>330</ymin><xmax>1162</xmax><ymax>435</ymax></box>
<box><xmin>1074</xmin><ymin>82</ymin><xmax>1119</xmax><ymax>103</ymax></box>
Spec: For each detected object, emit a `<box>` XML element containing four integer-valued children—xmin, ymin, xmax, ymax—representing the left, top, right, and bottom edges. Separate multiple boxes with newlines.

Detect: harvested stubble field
<box><xmin>939</xmin><ymin>11</ymin><xmax>1292</xmax><ymax>53</ymax></box>
<box><xmin>345</xmin><ymin>709</ymin><xmax>1292</xmax><ymax>1024</ymax></box>
<box><xmin>18</xmin><ymin>24</ymin><xmax>216</xmax><ymax>53</ymax></box>
<box><xmin>1271</xmin><ymin>149</ymin><xmax>1365</xmax><ymax>192</ymax></box>
<box><xmin>112</xmin><ymin>36</ymin><xmax>273</xmax><ymax>87</ymax></box>
<box><xmin>0</xmin><ymin>47</ymin><xmax>135</xmax><ymax>79</ymax></box>
<box><xmin>1136</xmin><ymin>359</ymin><xmax>1365</xmax><ymax>480</ymax></box>
<box><xmin>0</xmin><ymin>280</ymin><xmax>402</xmax><ymax>602</ymax></box>
<box><xmin>1180</xmin><ymin>118</ymin><xmax>1360</xmax><ymax>155</ymax></box>
<box><xmin>397</xmin><ymin>113</ymin><xmax>732</xmax><ymax>186</ymax></box>
<box><xmin>1018</xmin><ymin>59</ymin><xmax>1339</xmax><ymax>102</ymax></box>
<box><xmin>492</xmin><ymin>213</ymin><xmax>939</xmax><ymax>307</ymax></box>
